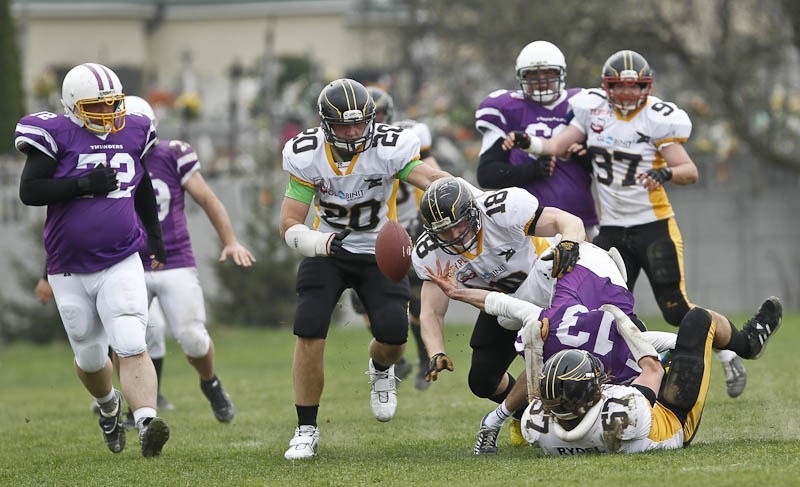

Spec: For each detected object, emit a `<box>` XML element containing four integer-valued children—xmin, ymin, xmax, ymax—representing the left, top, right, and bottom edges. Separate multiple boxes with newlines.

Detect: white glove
<box><xmin>284</xmin><ymin>224</ymin><xmax>350</xmax><ymax>257</ymax></box>
<box><xmin>601</xmin><ymin>304</ymin><xmax>658</xmax><ymax>362</ymax></box>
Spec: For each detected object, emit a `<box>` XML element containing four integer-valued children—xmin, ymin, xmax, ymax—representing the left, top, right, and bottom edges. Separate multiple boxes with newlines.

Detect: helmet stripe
<box><xmin>97</xmin><ymin>64</ymin><xmax>116</xmax><ymax>90</ymax></box>
<box><xmin>83</xmin><ymin>63</ymin><xmax>106</xmax><ymax>91</ymax></box>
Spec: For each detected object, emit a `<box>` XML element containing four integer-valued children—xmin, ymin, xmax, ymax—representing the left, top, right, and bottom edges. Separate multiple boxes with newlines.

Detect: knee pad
<box><xmin>74</xmin><ymin>342</ymin><xmax>109</xmax><ymax>373</ymax></box>
<box><xmin>59</xmin><ymin>303</ymin><xmax>91</xmax><ymax>340</ymax></box>
<box><xmin>108</xmin><ymin>317</ymin><xmax>147</xmax><ymax>357</ymax></box>
<box><xmin>655</xmin><ymin>288</ymin><xmax>691</xmax><ymax>327</ymax></box>
<box><xmin>175</xmin><ymin>323</ymin><xmax>211</xmax><ymax>358</ymax></box>
<box><xmin>647</xmin><ymin>239</ymin><xmax>681</xmax><ymax>285</ymax></box>
<box><xmin>469</xmin><ymin>370</ymin><xmax>513</xmax><ymax>400</ymax></box>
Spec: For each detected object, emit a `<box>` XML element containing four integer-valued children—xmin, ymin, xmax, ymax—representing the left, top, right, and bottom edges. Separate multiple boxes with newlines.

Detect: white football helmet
<box><xmin>125</xmin><ymin>95</ymin><xmax>158</xmax><ymax>127</ymax></box>
<box><xmin>515</xmin><ymin>41</ymin><xmax>566</xmax><ymax>104</ymax></box>
<box><xmin>61</xmin><ymin>63</ymin><xmax>126</xmax><ymax>134</ymax></box>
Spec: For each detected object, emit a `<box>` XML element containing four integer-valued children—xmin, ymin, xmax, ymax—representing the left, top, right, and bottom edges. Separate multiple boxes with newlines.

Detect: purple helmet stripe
<box><xmin>97</xmin><ymin>64</ymin><xmax>116</xmax><ymax>90</ymax></box>
<box><xmin>83</xmin><ymin>63</ymin><xmax>106</xmax><ymax>91</ymax></box>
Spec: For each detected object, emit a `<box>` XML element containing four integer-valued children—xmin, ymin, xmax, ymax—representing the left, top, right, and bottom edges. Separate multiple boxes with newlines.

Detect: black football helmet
<box><xmin>419</xmin><ymin>177</ymin><xmax>481</xmax><ymax>255</ymax></box>
<box><xmin>366</xmin><ymin>86</ymin><xmax>394</xmax><ymax>124</ymax></box>
<box><xmin>318</xmin><ymin>78</ymin><xmax>376</xmax><ymax>154</ymax></box>
<box><xmin>540</xmin><ymin>349</ymin><xmax>606</xmax><ymax>421</ymax></box>
<box><xmin>601</xmin><ymin>50</ymin><xmax>653</xmax><ymax>114</ymax></box>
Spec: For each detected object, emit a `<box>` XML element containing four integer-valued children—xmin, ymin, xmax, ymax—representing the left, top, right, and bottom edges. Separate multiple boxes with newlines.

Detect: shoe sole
<box><xmin>141</xmin><ymin>418</ymin><xmax>170</xmax><ymax>457</ymax></box>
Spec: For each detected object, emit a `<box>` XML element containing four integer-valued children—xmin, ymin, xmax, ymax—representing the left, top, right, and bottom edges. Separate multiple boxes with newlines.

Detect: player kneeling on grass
<box><xmin>520</xmin><ymin>298</ymin><xmax>781</xmax><ymax>454</ymax></box>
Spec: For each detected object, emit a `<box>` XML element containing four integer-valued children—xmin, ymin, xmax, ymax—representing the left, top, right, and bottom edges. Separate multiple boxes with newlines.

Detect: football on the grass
<box><xmin>376</xmin><ymin>220</ymin><xmax>413</xmax><ymax>282</ymax></box>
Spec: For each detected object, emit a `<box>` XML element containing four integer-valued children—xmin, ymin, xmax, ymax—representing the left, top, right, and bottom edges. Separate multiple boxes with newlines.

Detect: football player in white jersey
<box><xmin>412</xmin><ymin>177</ymin><xmax>584</xmax><ymax>434</ymax></box>
<box><xmin>504</xmin><ymin>49</ymin><xmax>748</xmax><ymax>398</ymax></box>
<box><xmin>279</xmin><ymin>79</ymin><xmax>449</xmax><ymax>460</ymax></box>
<box><xmin>344</xmin><ymin>86</ymin><xmax>442</xmax><ymax>391</ymax></box>
<box><xmin>520</xmin><ymin>296</ymin><xmax>781</xmax><ymax>455</ymax></box>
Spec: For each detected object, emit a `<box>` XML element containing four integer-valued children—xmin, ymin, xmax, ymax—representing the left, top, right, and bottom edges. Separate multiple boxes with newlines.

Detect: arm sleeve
<box><xmin>18</xmin><ymin>148</ymin><xmax>82</xmax><ymax>206</ymax></box>
<box><xmin>134</xmin><ymin>161</ymin><xmax>162</xmax><ymax>238</ymax></box>
<box><xmin>476</xmin><ymin>139</ymin><xmax>542</xmax><ymax>189</ymax></box>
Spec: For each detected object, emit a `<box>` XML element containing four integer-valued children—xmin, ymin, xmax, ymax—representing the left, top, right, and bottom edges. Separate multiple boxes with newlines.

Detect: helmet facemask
<box><xmin>517</xmin><ymin>66</ymin><xmax>565</xmax><ymax>104</ymax></box>
<box><xmin>540</xmin><ymin>350</ymin><xmax>606</xmax><ymax>421</ymax></box>
<box><xmin>603</xmin><ymin>76</ymin><xmax>652</xmax><ymax>115</ymax></box>
<box><xmin>73</xmin><ymin>94</ymin><xmax>127</xmax><ymax>134</ymax></box>
<box><xmin>318</xmin><ymin>79</ymin><xmax>377</xmax><ymax>156</ymax></box>
<box><xmin>427</xmin><ymin>208</ymin><xmax>482</xmax><ymax>256</ymax></box>
<box><xmin>420</xmin><ymin>177</ymin><xmax>482</xmax><ymax>256</ymax></box>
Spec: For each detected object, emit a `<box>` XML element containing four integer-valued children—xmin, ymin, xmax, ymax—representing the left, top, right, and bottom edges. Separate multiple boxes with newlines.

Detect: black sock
<box><xmin>372</xmin><ymin>360</ymin><xmax>390</xmax><ymax>371</ymax></box>
<box><xmin>200</xmin><ymin>374</ymin><xmax>218</xmax><ymax>386</ymax></box>
<box><xmin>296</xmin><ymin>405</ymin><xmax>319</xmax><ymax>427</ymax></box>
<box><xmin>410</xmin><ymin>320</ymin><xmax>428</xmax><ymax>364</ymax></box>
<box><xmin>725</xmin><ymin>320</ymin><xmax>753</xmax><ymax>358</ymax></box>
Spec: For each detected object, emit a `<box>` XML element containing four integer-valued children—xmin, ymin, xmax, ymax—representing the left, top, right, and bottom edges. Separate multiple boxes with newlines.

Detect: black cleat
<box><xmin>473</xmin><ymin>414</ymin><xmax>499</xmax><ymax>455</ymax></box>
<box><xmin>200</xmin><ymin>377</ymin><xmax>235</xmax><ymax>423</ymax></box>
<box><xmin>98</xmin><ymin>391</ymin><xmax>126</xmax><ymax>454</ymax></box>
<box><xmin>139</xmin><ymin>417</ymin><xmax>170</xmax><ymax>457</ymax></box>
<box><xmin>742</xmin><ymin>296</ymin><xmax>782</xmax><ymax>360</ymax></box>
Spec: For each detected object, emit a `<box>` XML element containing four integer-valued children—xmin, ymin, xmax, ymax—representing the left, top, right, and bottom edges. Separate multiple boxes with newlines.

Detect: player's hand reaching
<box><xmin>424</xmin><ymin>260</ymin><xmax>459</xmax><ymax>298</ymax></box>
<box><xmin>426</xmin><ymin>352</ymin><xmax>454</xmax><ymax>382</ymax></box>
<box><xmin>220</xmin><ymin>241</ymin><xmax>256</xmax><ymax>267</ymax></box>
<box><xmin>502</xmin><ymin>131</ymin><xmax>544</xmax><ymax>155</ymax></box>
<box><xmin>542</xmin><ymin>240</ymin><xmax>580</xmax><ymax>278</ymax></box>
<box><xmin>148</xmin><ymin>235</ymin><xmax>167</xmax><ymax>270</ymax></box>
<box><xmin>637</xmin><ymin>167</ymin><xmax>672</xmax><ymax>191</ymax></box>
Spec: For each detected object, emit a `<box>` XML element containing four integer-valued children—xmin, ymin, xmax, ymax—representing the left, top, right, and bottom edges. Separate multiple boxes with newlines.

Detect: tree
<box><xmin>0</xmin><ymin>0</ymin><xmax>24</xmax><ymax>153</ymax></box>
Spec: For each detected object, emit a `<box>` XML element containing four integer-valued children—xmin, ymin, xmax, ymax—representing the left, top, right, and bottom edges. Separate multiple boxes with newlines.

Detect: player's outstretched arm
<box><xmin>404</xmin><ymin>162</ymin><xmax>450</xmax><ymax>191</ymax></box>
<box><xmin>501</xmin><ymin>125</ymin><xmax>584</xmax><ymax>158</ymax></box>
<box><xmin>185</xmin><ymin>172</ymin><xmax>255</xmax><ymax>267</ymax></box>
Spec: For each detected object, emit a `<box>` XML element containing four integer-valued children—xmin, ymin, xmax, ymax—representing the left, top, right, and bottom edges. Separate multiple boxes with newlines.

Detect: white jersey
<box><xmin>521</xmin><ymin>385</ymin><xmax>684</xmax><ymax>455</ymax></box>
<box><xmin>393</xmin><ymin>119</ymin><xmax>433</xmax><ymax>234</ymax></box>
<box><xmin>282</xmin><ymin>123</ymin><xmax>421</xmax><ymax>254</ymax></box>
<box><xmin>570</xmin><ymin>89</ymin><xmax>692</xmax><ymax>227</ymax></box>
<box><xmin>412</xmin><ymin>187</ymin><xmax>541</xmax><ymax>293</ymax></box>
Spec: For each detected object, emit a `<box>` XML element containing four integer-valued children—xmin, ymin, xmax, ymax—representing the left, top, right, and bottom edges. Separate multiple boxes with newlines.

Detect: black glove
<box><xmin>645</xmin><ymin>167</ymin><xmax>672</xmax><ymax>185</ymax></box>
<box><xmin>147</xmin><ymin>235</ymin><xmax>167</xmax><ymax>265</ymax></box>
<box><xmin>542</xmin><ymin>240</ymin><xmax>580</xmax><ymax>279</ymax></box>
<box><xmin>569</xmin><ymin>144</ymin><xmax>593</xmax><ymax>172</ymax></box>
<box><xmin>77</xmin><ymin>166</ymin><xmax>118</xmax><ymax>195</ymax></box>
<box><xmin>520</xmin><ymin>157</ymin><xmax>552</xmax><ymax>180</ymax></box>
<box><xmin>425</xmin><ymin>352</ymin><xmax>454</xmax><ymax>382</ymax></box>
<box><xmin>328</xmin><ymin>228</ymin><xmax>351</xmax><ymax>255</ymax></box>
<box><xmin>510</xmin><ymin>130</ymin><xmax>531</xmax><ymax>150</ymax></box>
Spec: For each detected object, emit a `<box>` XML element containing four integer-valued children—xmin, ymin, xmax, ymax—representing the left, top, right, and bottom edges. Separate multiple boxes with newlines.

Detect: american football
<box><xmin>375</xmin><ymin>220</ymin><xmax>413</xmax><ymax>282</ymax></box>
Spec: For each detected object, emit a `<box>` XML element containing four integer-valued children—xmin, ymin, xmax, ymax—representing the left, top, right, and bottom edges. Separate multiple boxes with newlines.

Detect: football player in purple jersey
<box><xmin>17</xmin><ymin>63</ymin><xmax>169</xmax><ymax>457</ymax></box>
<box><xmin>125</xmin><ymin>96</ymin><xmax>254</xmax><ymax>424</ymax></box>
<box><xmin>475</xmin><ymin>41</ymin><xmax>598</xmax><ymax>239</ymax></box>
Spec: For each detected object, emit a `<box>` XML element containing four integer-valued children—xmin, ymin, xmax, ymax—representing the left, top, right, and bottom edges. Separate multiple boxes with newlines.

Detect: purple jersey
<box><xmin>15</xmin><ymin>111</ymin><xmax>157</xmax><ymax>274</ymax></box>
<box><xmin>140</xmin><ymin>140</ymin><xmax>200</xmax><ymax>270</ymax></box>
<box><xmin>475</xmin><ymin>89</ymin><xmax>598</xmax><ymax>226</ymax></box>
<box><xmin>541</xmin><ymin>265</ymin><xmax>639</xmax><ymax>384</ymax></box>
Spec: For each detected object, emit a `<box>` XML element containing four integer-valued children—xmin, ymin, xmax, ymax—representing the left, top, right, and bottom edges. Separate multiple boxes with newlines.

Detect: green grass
<box><xmin>1</xmin><ymin>312</ymin><xmax>799</xmax><ymax>486</ymax></box>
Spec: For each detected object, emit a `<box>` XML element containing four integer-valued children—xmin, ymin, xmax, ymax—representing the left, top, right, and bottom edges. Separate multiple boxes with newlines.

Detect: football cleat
<box><xmin>98</xmin><ymin>390</ymin><xmax>126</xmax><ymax>454</ymax></box>
<box><xmin>138</xmin><ymin>416</ymin><xmax>170</xmax><ymax>457</ymax></box>
<box><xmin>721</xmin><ymin>355</ymin><xmax>747</xmax><ymax>398</ymax></box>
<box><xmin>284</xmin><ymin>425</ymin><xmax>320</xmax><ymax>460</ymax></box>
<box><xmin>200</xmin><ymin>377</ymin><xmax>235</xmax><ymax>423</ymax></box>
<box><xmin>367</xmin><ymin>360</ymin><xmax>398</xmax><ymax>422</ymax></box>
<box><xmin>509</xmin><ymin>418</ymin><xmax>526</xmax><ymax>447</ymax></box>
<box><xmin>742</xmin><ymin>297</ymin><xmax>782</xmax><ymax>360</ymax></box>
<box><xmin>473</xmin><ymin>414</ymin><xmax>499</xmax><ymax>455</ymax></box>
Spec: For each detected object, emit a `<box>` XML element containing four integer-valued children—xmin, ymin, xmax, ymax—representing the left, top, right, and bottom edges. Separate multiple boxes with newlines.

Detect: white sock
<box><xmin>714</xmin><ymin>349</ymin><xmax>737</xmax><ymax>362</ymax></box>
<box><xmin>133</xmin><ymin>407</ymin><xmax>157</xmax><ymax>428</ymax></box>
<box><xmin>482</xmin><ymin>402</ymin><xmax>513</xmax><ymax>430</ymax></box>
<box><xmin>95</xmin><ymin>389</ymin><xmax>117</xmax><ymax>415</ymax></box>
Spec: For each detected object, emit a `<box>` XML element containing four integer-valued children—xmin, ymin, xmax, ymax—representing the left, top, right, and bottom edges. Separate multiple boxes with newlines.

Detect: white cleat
<box><xmin>284</xmin><ymin>425</ymin><xmax>320</xmax><ymax>460</ymax></box>
<box><xmin>367</xmin><ymin>359</ymin><xmax>398</xmax><ymax>422</ymax></box>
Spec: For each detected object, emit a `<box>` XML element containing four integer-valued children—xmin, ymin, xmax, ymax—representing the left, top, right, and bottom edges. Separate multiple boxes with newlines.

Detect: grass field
<box><xmin>1</xmin><ymin>311</ymin><xmax>799</xmax><ymax>486</ymax></box>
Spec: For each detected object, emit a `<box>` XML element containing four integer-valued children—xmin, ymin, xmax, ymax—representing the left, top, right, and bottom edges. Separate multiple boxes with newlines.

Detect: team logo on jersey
<box><xmin>364</xmin><ymin>177</ymin><xmax>382</xmax><ymax>189</ymax></box>
<box><xmin>498</xmin><ymin>248</ymin><xmax>516</xmax><ymax>262</ymax></box>
<box><xmin>315</xmin><ymin>178</ymin><xmax>331</xmax><ymax>194</ymax></box>
<box><xmin>636</xmin><ymin>131</ymin><xmax>650</xmax><ymax>143</ymax></box>
<box><xmin>456</xmin><ymin>268</ymin><xmax>477</xmax><ymax>284</ymax></box>
<box><xmin>590</xmin><ymin>121</ymin><xmax>605</xmax><ymax>133</ymax></box>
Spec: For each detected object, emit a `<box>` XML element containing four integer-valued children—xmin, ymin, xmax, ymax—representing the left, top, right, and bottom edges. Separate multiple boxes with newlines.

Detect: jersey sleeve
<box><xmin>377</xmin><ymin>126</ymin><xmax>421</xmax><ymax>176</ymax></box>
<box><xmin>646</xmin><ymin>98</ymin><xmax>692</xmax><ymax>148</ymax></box>
<box><xmin>496</xmin><ymin>187</ymin><xmax>541</xmax><ymax>235</ymax></box>
<box><xmin>281</xmin><ymin>132</ymin><xmax>316</xmax><ymax>184</ymax></box>
<box><xmin>475</xmin><ymin>89</ymin><xmax>513</xmax><ymax>140</ymax></box>
<box><xmin>608</xmin><ymin>387</ymin><xmax>652</xmax><ymax>443</ymax></box>
<box><xmin>14</xmin><ymin>113</ymin><xmax>62</xmax><ymax>159</ymax></box>
<box><xmin>166</xmin><ymin>140</ymin><xmax>201</xmax><ymax>186</ymax></box>
<box><xmin>568</xmin><ymin>89</ymin><xmax>605</xmax><ymax>135</ymax></box>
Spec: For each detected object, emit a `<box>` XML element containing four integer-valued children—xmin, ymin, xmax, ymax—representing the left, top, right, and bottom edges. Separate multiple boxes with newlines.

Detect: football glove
<box><xmin>77</xmin><ymin>166</ymin><xmax>118</xmax><ymax>195</ymax></box>
<box><xmin>509</xmin><ymin>131</ymin><xmax>544</xmax><ymax>155</ymax></box>
<box><xmin>542</xmin><ymin>240</ymin><xmax>580</xmax><ymax>279</ymax></box>
<box><xmin>520</xmin><ymin>157</ymin><xmax>552</xmax><ymax>180</ymax></box>
<box><xmin>328</xmin><ymin>228</ymin><xmax>351</xmax><ymax>255</ymax></box>
<box><xmin>425</xmin><ymin>352</ymin><xmax>454</xmax><ymax>382</ymax></box>
<box><xmin>645</xmin><ymin>167</ymin><xmax>672</xmax><ymax>185</ymax></box>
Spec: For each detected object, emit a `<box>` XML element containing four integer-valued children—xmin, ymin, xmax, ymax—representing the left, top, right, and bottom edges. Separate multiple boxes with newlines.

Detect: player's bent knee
<box><xmin>176</xmin><ymin>326</ymin><xmax>211</xmax><ymax>358</ymax></box>
<box><xmin>74</xmin><ymin>342</ymin><xmax>109</xmax><ymax>373</ymax></box>
<box><xmin>656</xmin><ymin>289</ymin><xmax>691</xmax><ymax>327</ymax></box>
<box><xmin>675</xmin><ymin>307</ymin><xmax>713</xmax><ymax>352</ymax></box>
<box><xmin>108</xmin><ymin>318</ymin><xmax>147</xmax><ymax>357</ymax></box>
